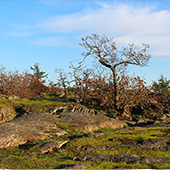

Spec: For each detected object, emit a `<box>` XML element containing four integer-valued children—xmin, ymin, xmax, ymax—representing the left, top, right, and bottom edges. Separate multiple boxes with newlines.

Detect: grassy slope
<box><xmin>0</xmin><ymin>94</ymin><xmax>170</xmax><ymax>169</ymax></box>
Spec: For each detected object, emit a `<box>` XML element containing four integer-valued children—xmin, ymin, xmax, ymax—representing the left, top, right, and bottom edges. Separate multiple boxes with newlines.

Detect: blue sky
<box><xmin>0</xmin><ymin>0</ymin><xmax>170</xmax><ymax>85</ymax></box>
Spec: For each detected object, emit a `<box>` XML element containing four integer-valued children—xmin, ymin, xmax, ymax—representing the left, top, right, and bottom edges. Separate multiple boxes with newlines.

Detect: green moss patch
<box><xmin>1</xmin><ymin>125</ymin><xmax>170</xmax><ymax>169</ymax></box>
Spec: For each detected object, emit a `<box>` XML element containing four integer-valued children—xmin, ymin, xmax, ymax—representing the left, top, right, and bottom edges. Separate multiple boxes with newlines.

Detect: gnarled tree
<box><xmin>79</xmin><ymin>33</ymin><xmax>151</xmax><ymax>110</ymax></box>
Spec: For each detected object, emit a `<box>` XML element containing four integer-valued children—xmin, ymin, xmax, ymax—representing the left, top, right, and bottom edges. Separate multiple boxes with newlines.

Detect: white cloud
<box><xmin>37</xmin><ymin>2</ymin><xmax>170</xmax><ymax>60</ymax></box>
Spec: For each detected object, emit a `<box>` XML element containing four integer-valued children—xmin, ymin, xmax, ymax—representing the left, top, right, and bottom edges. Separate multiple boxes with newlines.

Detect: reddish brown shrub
<box><xmin>0</xmin><ymin>66</ymin><xmax>49</xmax><ymax>98</ymax></box>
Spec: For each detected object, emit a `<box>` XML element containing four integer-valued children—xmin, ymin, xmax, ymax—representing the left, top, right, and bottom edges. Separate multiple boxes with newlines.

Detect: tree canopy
<box><xmin>153</xmin><ymin>74</ymin><xmax>170</xmax><ymax>93</ymax></box>
<box><xmin>79</xmin><ymin>33</ymin><xmax>151</xmax><ymax>109</ymax></box>
<box><xmin>30</xmin><ymin>63</ymin><xmax>48</xmax><ymax>80</ymax></box>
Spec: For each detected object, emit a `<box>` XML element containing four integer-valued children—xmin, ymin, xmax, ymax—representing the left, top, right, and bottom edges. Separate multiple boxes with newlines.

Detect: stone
<box><xmin>126</xmin><ymin>121</ymin><xmax>136</xmax><ymax>126</ymax></box>
<box><xmin>32</xmin><ymin>140</ymin><xmax>68</xmax><ymax>154</ymax></box>
<box><xmin>6</xmin><ymin>95</ymin><xmax>19</xmax><ymax>100</ymax></box>
<box><xmin>85</xmin><ymin>132</ymin><xmax>105</xmax><ymax>138</ymax></box>
<box><xmin>136</xmin><ymin>119</ymin><xmax>146</xmax><ymax>126</ymax></box>
<box><xmin>0</xmin><ymin>104</ymin><xmax>127</xmax><ymax>149</ymax></box>
<box><xmin>75</xmin><ymin>144</ymin><xmax>119</xmax><ymax>152</ymax></box>
<box><xmin>0</xmin><ymin>106</ymin><xmax>17</xmax><ymax>124</ymax></box>
<box><xmin>75</xmin><ymin>145</ymin><xmax>94</xmax><ymax>152</ymax></box>
<box><xmin>140</xmin><ymin>156</ymin><xmax>170</xmax><ymax>165</ymax></box>
<box><xmin>154</xmin><ymin>119</ymin><xmax>161</xmax><ymax>125</ymax></box>
<box><xmin>142</xmin><ymin>138</ymin><xmax>168</xmax><ymax>150</ymax></box>
<box><xmin>113</xmin><ymin>154</ymin><xmax>141</xmax><ymax>164</ymax></box>
<box><xmin>112</xmin><ymin>137</ymin><xmax>169</xmax><ymax>151</ymax></box>
<box><xmin>0</xmin><ymin>112</ymin><xmax>62</xmax><ymax>149</ymax></box>
<box><xmin>57</xmin><ymin>105</ymin><xmax>127</xmax><ymax>132</ymax></box>
<box><xmin>50</xmin><ymin>131</ymin><xmax>68</xmax><ymax>137</ymax></box>
<box><xmin>73</xmin><ymin>154</ymin><xmax>170</xmax><ymax>165</ymax></box>
<box><xmin>58</xmin><ymin>163</ymin><xmax>92</xmax><ymax>169</ymax></box>
<box><xmin>73</xmin><ymin>154</ymin><xmax>141</xmax><ymax>164</ymax></box>
<box><xmin>58</xmin><ymin>92</ymin><xmax>66</xmax><ymax>98</ymax></box>
<box><xmin>136</xmin><ymin>118</ymin><xmax>154</xmax><ymax>126</ymax></box>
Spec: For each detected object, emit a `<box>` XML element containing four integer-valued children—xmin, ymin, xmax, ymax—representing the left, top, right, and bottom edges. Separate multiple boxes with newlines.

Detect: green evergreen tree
<box><xmin>152</xmin><ymin>74</ymin><xmax>170</xmax><ymax>93</ymax></box>
<box><xmin>30</xmin><ymin>63</ymin><xmax>48</xmax><ymax>80</ymax></box>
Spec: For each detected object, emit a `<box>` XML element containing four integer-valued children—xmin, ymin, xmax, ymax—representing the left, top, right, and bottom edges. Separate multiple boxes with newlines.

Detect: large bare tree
<box><xmin>79</xmin><ymin>33</ymin><xmax>151</xmax><ymax>110</ymax></box>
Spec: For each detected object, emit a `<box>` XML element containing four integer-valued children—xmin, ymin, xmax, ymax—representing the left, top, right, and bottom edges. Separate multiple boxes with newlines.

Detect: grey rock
<box><xmin>32</xmin><ymin>140</ymin><xmax>68</xmax><ymax>154</ymax></box>
<box><xmin>57</xmin><ymin>109</ymin><xmax>127</xmax><ymax>132</ymax></box>
<box><xmin>6</xmin><ymin>95</ymin><xmax>19</xmax><ymax>100</ymax></box>
<box><xmin>75</xmin><ymin>145</ymin><xmax>94</xmax><ymax>152</ymax></box>
<box><xmin>140</xmin><ymin>156</ymin><xmax>170</xmax><ymax>165</ymax></box>
<box><xmin>114</xmin><ymin>138</ymin><xmax>169</xmax><ymax>151</ymax></box>
<box><xmin>113</xmin><ymin>154</ymin><xmax>140</xmax><ymax>164</ymax></box>
<box><xmin>58</xmin><ymin>163</ymin><xmax>92</xmax><ymax>169</ymax></box>
<box><xmin>0</xmin><ymin>113</ymin><xmax>61</xmax><ymax>149</ymax></box>
<box><xmin>73</xmin><ymin>154</ymin><xmax>170</xmax><ymax>165</ymax></box>
<box><xmin>85</xmin><ymin>132</ymin><xmax>105</xmax><ymax>138</ymax></box>
<box><xmin>75</xmin><ymin>144</ymin><xmax>119</xmax><ymax>152</ymax></box>
<box><xmin>0</xmin><ymin>106</ymin><xmax>17</xmax><ymax>124</ymax></box>
<box><xmin>0</xmin><ymin>104</ymin><xmax>127</xmax><ymax>149</ymax></box>
<box><xmin>73</xmin><ymin>154</ymin><xmax>140</xmax><ymax>164</ymax></box>
<box><xmin>142</xmin><ymin>138</ymin><xmax>168</xmax><ymax>150</ymax></box>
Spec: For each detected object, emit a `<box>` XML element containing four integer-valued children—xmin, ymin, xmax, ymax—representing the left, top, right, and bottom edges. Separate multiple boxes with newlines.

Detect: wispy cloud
<box><xmin>37</xmin><ymin>2</ymin><xmax>170</xmax><ymax>59</ymax></box>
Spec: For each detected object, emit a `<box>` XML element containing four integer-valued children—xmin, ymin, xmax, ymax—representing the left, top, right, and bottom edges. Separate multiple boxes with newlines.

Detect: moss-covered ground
<box><xmin>0</xmin><ymin>125</ymin><xmax>170</xmax><ymax>169</ymax></box>
<box><xmin>0</xmin><ymin>94</ymin><xmax>170</xmax><ymax>169</ymax></box>
<box><xmin>0</xmin><ymin>93</ymin><xmax>76</xmax><ymax>118</ymax></box>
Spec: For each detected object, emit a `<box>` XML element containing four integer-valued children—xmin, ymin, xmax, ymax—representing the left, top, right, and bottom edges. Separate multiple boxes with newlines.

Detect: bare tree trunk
<box><xmin>98</xmin><ymin>59</ymin><xmax>119</xmax><ymax>110</ymax></box>
<box><xmin>111</xmin><ymin>67</ymin><xmax>118</xmax><ymax>110</ymax></box>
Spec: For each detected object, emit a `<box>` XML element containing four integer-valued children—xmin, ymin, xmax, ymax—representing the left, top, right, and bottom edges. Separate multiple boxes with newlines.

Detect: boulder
<box><xmin>32</xmin><ymin>140</ymin><xmax>68</xmax><ymax>154</ymax></box>
<box><xmin>55</xmin><ymin>105</ymin><xmax>127</xmax><ymax>132</ymax></box>
<box><xmin>0</xmin><ymin>106</ymin><xmax>17</xmax><ymax>124</ymax></box>
<box><xmin>58</xmin><ymin>163</ymin><xmax>92</xmax><ymax>169</ymax></box>
<box><xmin>0</xmin><ymin>113</ymin><xmax>62</xmax><ymax>149</ymax></box>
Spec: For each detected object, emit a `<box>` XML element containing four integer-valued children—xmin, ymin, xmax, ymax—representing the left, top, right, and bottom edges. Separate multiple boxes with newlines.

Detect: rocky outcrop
<box><xmin>0</xmin><ymin>113</ymin><xmax>62</xmax><ymax>149</ymax></box>
<box><xmin>58</xmin><ymin>163</ymin><xmax>93</xmax><ymax>169</ymax></box>
<box><xmin>74</xmin><ymin>137</ymin><xmax>170</xmax><ymax>152</ymax></box>
<box><xmin>72</xmin><ymin>154</ymin><xmax>170</xmax><ymax>165</ymax></box>
<box><xmin>0</xmin><ymin>105</ymin><xmax>127</xmax><ymax>149</ymax></box>
<box><xmin>73</xmin><ymin>154</ymin><xmax>141</xmax><ymax>164</ymax></box>
<box><xmin>50</xmin><ymin>104</ymin><xmax>127</xmax><ymax>132</ymax></box>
